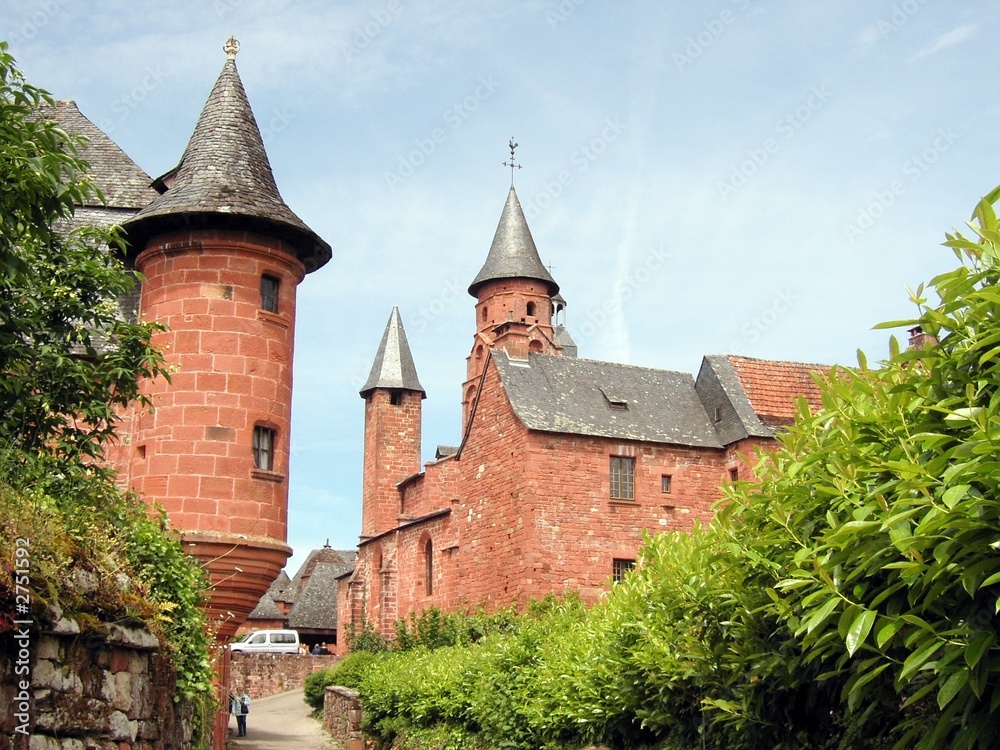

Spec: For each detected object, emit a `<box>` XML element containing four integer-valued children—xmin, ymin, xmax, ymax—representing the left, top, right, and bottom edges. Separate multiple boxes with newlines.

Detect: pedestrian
<box><xmin>231</xmin><ymin>688</ymin><xmax>251</xmax><ymax>736</ymax></box>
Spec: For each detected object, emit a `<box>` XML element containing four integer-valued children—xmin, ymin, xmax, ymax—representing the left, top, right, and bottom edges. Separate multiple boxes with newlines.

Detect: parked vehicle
<box><xmin>230</xmin><ymin>629</ymin><xmax>300</xmax><ymax>654</ymax></box>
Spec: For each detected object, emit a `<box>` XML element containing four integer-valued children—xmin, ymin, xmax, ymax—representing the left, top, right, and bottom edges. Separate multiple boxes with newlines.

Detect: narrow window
<box><xmin>713</xmin><ymin>405</ymin><xmax>723</xmax><ymax>423</ymax></box>
<box><xmin>253</xmin><ymin>426</ymin><xmax>275</xmax><ymax>471</ymax></box>
<box><xmin>526</xmin><ymin>301</ymin><xmax>536</xmax><ymax>317</ymax></box>
<box><xmin>729</xmin><ymin>467</ymin><xmax>739</xmax><ymax>482</ymax></box>
<box><xmin>390</xmin><ymin>391</ymin><xmax>403</xmax><ymax>406</ymax></box>
<box><xmin>425</xmin><ymin>538</ymin><xmax>433</xmax><ymax>595</ymax></box>
<box><xmin>260</xmin><ymin>274</ymin><xmax>280</xmax><ymax>313</ymax></box>
<box><xmin>661</xmin><ymin>474</ymin><xmax>672</xmax><ymax>494</ymax></box>
<box><xmin>610</xmin><ymin>456</ymin><xmax>635</xmax><ymax>501</ymax></box>
<box><xmin>613</xmin><ymin>558</ymin><xmax>635</xmax><ymax>583</ymax></box>
<box><xmin>481</xmin><ymin>306</ymin><xmax>488</xmax><ymax>322</ymax></box>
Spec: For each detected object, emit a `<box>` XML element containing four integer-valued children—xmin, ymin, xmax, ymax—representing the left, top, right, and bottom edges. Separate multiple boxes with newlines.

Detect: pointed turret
<box><xmin>462</xmin><ymin>183</ymin><xmax>565</xmax><ymax>432</ymax></box>
<box><xmin>360</xmin><ymin>308</ymin><xmax>424</xmax><ymax>538</ymax></box>
<box><xmin>468</xmin><ymin>186</ymin><xmax>558</xmax><ymax>297</ymax></box>
<box><xmin>125</xmin><ymin>39</ymin><xmax>331</xmax><ymax>272</ymax></box>
<box><xmin>360</xmin><ymin>307</ymin><xmax>426</xmax><ymax>398</ymax></box>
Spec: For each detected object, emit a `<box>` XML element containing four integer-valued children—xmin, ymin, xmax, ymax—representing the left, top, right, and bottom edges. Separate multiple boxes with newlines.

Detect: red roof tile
<box><xmin>727</xmin><ymin>355</ymin><xmax>826</xmax><ymax>426</ymax></box>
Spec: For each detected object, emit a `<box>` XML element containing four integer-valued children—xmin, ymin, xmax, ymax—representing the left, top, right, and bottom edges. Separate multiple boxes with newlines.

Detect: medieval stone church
<box><xmin>336</xmin><ymin>179</ymin><xmax>825</xmax><ymax>651</ymax></box>
<box><xmin>49</xmin><ymin>36</ymin><xmax>825</xmax><ymax>660</ymax></box>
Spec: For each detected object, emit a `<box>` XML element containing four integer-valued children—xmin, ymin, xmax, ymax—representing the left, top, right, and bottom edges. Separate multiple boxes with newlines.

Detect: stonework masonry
<box><xmin>0</xmin><ymin>620</ymin><xmax>189</xmax><ymax>750</ymax></box>
<box><xmin>229</xmin><ymin>653</ymin><xmax>337</xmax><ymax>700</ymax></box>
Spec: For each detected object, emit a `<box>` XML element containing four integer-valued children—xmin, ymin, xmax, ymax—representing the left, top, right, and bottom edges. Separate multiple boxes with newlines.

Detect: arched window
<box><xmin>529</xmin><ymin>339</ymin><xmax>543</xmax><ymax>354</ymax></box>
<box><xmin>526</xmin><ymin>301</ymin><xmax>536</xmax><ymax>317</ymax></box>
<box><xmin>424</xmin><ymin>538</ymin><xmax>433</xmax><ymax>595</ymax></box>
<box><xmin>481</xmin><ymin>306</ymin><xmax>488</xmax><ymax>322</ymax></box>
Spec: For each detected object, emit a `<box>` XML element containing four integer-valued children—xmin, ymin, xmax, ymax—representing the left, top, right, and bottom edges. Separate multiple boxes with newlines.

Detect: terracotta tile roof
<box><xmin>726</xmin><ymin>355</ymin><xmax>826</xmax><ymax>427</ymax></box>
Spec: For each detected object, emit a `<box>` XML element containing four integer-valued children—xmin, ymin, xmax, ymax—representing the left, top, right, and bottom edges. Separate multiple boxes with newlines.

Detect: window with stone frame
<box><xmin>260</xmin><ymin>274</ymin><xmax>280</xmax><ymax>313</ymax></box>
<box><xmin>610</xmin><ymin>455</ymin><xmax>635</xmax><ymax>501</ymax></box>
<box><xmin>253</xmin><ymin>425</ymin><xmax>275</xmax><ymax>471</ymax></box>
<box><xmin>613</xmin><ymin>558</ymin><xmax>635</xmax><ymax>583</ymax></box>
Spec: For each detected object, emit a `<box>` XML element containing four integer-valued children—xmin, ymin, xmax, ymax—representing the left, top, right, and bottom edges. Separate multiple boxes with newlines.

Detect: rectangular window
<box><xmin>610</xmin><ymin>456</ymin><xmax>635</xmax><ymax>501</ymax></box>
<box><xmin>661</xmin><ymin>474</ymin><xmax>672</xmax><ymax>494</ymax></box>
<box><xmin>729</xmin><ymin>467</ymin><xmax>739</xmax><ymax>482</ymax></box>
<box><xmin>613</xmin><ymin>558</ymin><xmax>635</xmax><ymax>583</ymax></box>
<box><xmin>260</xmin><ymin>275</ymin><xmax>280</xmax><ymax>313</ymax></box>
<box><xmin>253</xmin><ymin>426</ymin><xmax>275</xmax><ymax>471</ymax></box>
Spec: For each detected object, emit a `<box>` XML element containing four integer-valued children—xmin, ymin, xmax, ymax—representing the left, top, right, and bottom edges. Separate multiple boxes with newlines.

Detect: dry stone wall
<box><xmin>0</xmin><ymin>614</ymin><xmax>190</xmax><ymax>750</ymax></box>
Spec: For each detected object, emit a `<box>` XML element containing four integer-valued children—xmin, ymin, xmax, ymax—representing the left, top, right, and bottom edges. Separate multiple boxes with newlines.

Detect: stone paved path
<box><xmin>228</xmin><ymin>688</ymin><xmax>335</xmax><ymax>750</ymax></box>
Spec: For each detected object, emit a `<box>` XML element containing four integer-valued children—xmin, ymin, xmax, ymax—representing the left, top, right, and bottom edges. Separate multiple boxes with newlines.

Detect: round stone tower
<box><xmin>121</xmin><ymin>39</ymin><xmax>331</xmax><ymax>639</ymax></box>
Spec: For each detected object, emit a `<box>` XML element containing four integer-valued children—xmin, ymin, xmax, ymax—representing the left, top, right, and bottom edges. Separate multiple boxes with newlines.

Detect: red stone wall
<box><xmin>345</xmin><ymin>355</ymin><xmax>769</xmax><ymax>639</ymax></box>
<box><xmin>230</xmin><ymin>652</ymin><xmax>338</xmax><ymax>699</ymax></box>
<box><xmin>112</xmin><ymin>228</ymin><xmax>306</xmax><ymax>635</ymax></box>
<box><xmin>362</xmin><ymin>389</ymin><xmax>422</xmax><ymax>538</ymax></box>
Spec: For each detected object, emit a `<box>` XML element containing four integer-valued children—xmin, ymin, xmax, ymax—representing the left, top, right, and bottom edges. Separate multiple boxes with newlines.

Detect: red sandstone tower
<box><xmin>463</xmin><ymin>185</ymin><xmax>562</xmax><ymax>430</ymax></box>
<box><xmin>360</xmin><ymin>307</ymin><xmax>426</xmax><ymax>539</ymax></box>
<box><xmin>121</xmin><ymin>38</ymin><xmax>331</xmax><ymax>639</ymax></box>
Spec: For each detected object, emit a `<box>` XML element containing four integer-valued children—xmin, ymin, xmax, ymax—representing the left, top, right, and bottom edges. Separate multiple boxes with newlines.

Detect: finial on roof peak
<box><xmin>502</xmin><ymin>137</ymin><xmax>522</xmax><ymax>185</ymax></box>
<box><xmin>224</xmin><ymin>36</ymin><xmax>240</xmax><ymax>60</ymax></box>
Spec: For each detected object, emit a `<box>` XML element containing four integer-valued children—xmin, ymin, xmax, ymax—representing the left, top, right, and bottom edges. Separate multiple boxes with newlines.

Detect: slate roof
<box><xmin>468</xmin><ymin>186</ymin><xmax>558</xmax><ymax>297</ymax></box>
<box><xmin>246</xmin><ymin>591</ymin><xmax>284</xmax><ymax>620</ymax></box>
<box><xmin>493</xmin><ymin>351</ymin><xmax>723</xmax><ymax>448</ymax></box>
<box><xmin>287</xmin><ymin>563</ymin><xmax>342</xmax><ymax>631</ymax></box>
<box><xmin>727</xmin><ymin>355</ymin><xmax>825</xmax><ymax>426</ymax></box>
<box><xmin>39</xmin><ymin>101</ymin><xmax>159</xmax><ymax>211</ymax></box>
<box><xmin>124</xmin><ymin>51</ymin><xmax>331</xmax><ymax>273</ymax></box>
<box><xmin>285</xmin><ymin>547</ymin><xmax>356</xmax><ymax>604</ymax></box>
<box><xmin>360</xmin><ymin>307</ymin><xmax>426</xmax><ymax>397</ymax></box>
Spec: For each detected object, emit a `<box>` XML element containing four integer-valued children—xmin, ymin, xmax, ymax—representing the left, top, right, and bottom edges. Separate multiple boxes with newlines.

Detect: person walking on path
<box><xmin>231</xmin><ymin>689</ymin><xmax>251</xmax><ymax>736</ymax></box>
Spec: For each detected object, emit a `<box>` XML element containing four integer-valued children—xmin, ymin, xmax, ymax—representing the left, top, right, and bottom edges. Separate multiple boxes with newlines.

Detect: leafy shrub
<box><xmin>304</xmin><ymin>651</ymin><xmax>382</xmax><ymax>711</ymax></box>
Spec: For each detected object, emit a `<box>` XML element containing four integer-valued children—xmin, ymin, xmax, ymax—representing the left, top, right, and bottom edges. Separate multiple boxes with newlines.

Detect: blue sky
<box><xmin>3</xmin><ymin>0</ymin><xmax>998</xmax><ymax>576</ymax></box>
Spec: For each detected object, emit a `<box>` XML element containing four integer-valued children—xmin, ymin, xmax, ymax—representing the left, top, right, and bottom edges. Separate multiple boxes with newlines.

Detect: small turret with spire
<box><xmin>462</xmin><ymin>141</ymin><xmax>566</xmax><ymax>430</ymax></box>
<box><xmin>360</xmin><ymin>308</ymin><xmax>425</xmax><ymax>539</ymax></box>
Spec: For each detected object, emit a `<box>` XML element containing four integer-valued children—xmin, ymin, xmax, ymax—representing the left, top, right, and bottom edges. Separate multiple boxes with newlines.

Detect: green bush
<box><xmin>304</xmin><ymin>651</ymin><xmax>383</xmax><ymax>711</ymax></box>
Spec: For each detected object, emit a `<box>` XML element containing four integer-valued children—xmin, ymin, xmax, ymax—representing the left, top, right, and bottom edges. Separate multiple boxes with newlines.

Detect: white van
<box><xmin>230</xmin><ymin>629</ymin><xmax>300</xmax><ymax>654</ymax></box>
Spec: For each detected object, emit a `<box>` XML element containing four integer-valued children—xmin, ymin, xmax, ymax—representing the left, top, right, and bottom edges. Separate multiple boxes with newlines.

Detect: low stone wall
<box><xmin>323</xmin><ymin>686</ymin><xmax>370</xmax><ymax>750</ymax></box>
<box><xmin>0</xmin><ymin>616</ymin><xmax>190</xmax><ymax>750</ymax></box>
<box><xmin>230</xmin><ymin>652</ymin><xmax>338</xmax><ymax>699</ymax></box>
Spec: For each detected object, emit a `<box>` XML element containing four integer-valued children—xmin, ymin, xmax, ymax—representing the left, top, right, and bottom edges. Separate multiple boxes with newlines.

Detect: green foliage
<box><xmin>347</xmin><ymin>619</ymin><xmax>390</xmax><ymax>653</ymax></box>
<box><xmin>717</xmin><ymin>186</ymin><xmax>1000</xmax><ymax>749</ymax></box>
<box><xmin>0</xmin><ymin>43</ymin><xmax>208</xmax><ymax>719</ymax></box>
<box><xmin>0</xmin><ymin>40</ymin><xmax>169</xmax><ymax>485</ymax></box>
<box><xmin>394</xmin><ymin>605</ymin><xmax>521</xmax><ymax>652</ymax></box>
<box><xmin>304</xmin><ymin>651</ymin><xmax>383</xmax><ymax>711</ymax></box>
<box><xmin>0</xmin><ymin>472</ymin><xmax>213</xmax><ymax>703</ymax></box>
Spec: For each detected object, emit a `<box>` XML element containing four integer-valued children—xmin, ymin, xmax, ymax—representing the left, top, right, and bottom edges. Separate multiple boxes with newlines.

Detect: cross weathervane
<box><xmin>502</xmin><ymin>138</ymin><xmax>522</xmax><ymax>184</ymax></box>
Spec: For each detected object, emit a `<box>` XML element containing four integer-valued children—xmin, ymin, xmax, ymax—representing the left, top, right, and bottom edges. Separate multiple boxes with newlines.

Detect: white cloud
<box><xmin>909</xmin><ymin>23</ymin><xmax>978</xmax><ymax>62</ymax></box>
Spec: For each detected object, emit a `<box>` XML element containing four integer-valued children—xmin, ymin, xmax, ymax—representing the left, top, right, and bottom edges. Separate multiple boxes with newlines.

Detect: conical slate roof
<box><xmin>360</xmin><ymin>306</ymin><xmax>426</xmax><ymax>398</ymax></box>
<box><xmin>124</xmin><ymin>42</ymin><xmax>331</xmax><ymax>273</ymax></box>
<box><xmin>468</xmin><ymin>185</ymin><xmax>558</xmax><ymax>297</ymax></box>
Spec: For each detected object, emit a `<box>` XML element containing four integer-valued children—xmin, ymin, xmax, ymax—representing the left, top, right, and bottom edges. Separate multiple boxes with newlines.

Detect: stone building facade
<box><xmin>337</xmin><ymin>185</ymin><xmax>825</xmax><ymax>650</ymax></box>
